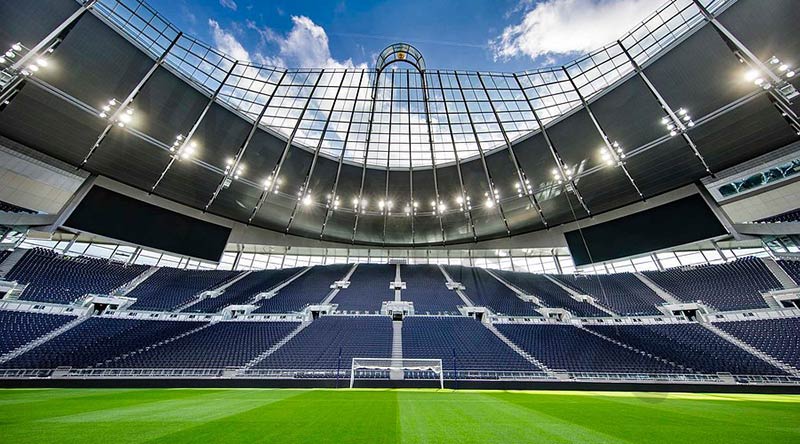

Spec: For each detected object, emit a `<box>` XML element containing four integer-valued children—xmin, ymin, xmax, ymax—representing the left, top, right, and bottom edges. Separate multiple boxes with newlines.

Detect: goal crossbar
<box><xmin>350</xmin><ymin>358</ymin><xmax>444</xmax><ymax>389</ymax></box>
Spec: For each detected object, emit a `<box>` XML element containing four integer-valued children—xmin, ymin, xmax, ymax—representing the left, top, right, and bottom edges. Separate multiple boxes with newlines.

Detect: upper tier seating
<box><xmin>777</xmin><ymin>260</ymin><xmax>800</xmax><ymax>287</ymax></box>
<box><xmin>254</xmin><ymin>264</ymin><xmax>352</xmax><ymax>313</ymax></box>
<box><xmin>128</xmin><ymin>268</ymin><xmax>241</xmax><ymax>311</ymax></box>
<box><xmin>255</xmin><ymin>316</ymin><xmax>392</xmax><ymax>371</ymax></box>
<box><xmin>0</xmin><ymin>200</ymin><xmax>36</xmax><ymax>214</ymax></box>
<box><xmin>498</xmin><ymin>324</ymin><xmax>678</xmax><ymax>374</ymax></box>
<box><xmin>715</xmin><ymin>318</ymin><xmax>800</xmax><ymax>369</ymax></box>
<box><xmin>443</xmin><ymin>266</ymin><xmax>540</xmax><ymax>316</ymax></box>
<box><xmin>403</xmin><ymin>316</ymin><xmax>539</xmax><ymax>374</ymax></box>
<box><xmin>0</xmin><ymin>311</ymin><xmax>75</xmax><ymax>355</ymax></box>
<box><xmin>586</xmin><ymin>323</ymin><xmax>785</xmax><ymax>375</ymax></box>
<box><xmin>642</xmin><ymin>258</ymin><xmax>781</xmax><ymax>310</ymax></box>
<box><xmin>332</xmin><ymin>264</ymin><xmax>395</xmax><ymax>313</ymax></box>
<box><xmin>186</xmin><ymin>268</ymin><xmax>303</xmax><ymax>313</ymax></box>
<box><xmin>6</xmin><ymin>248</ymin><xmax>148</xmax><ymax>304</ymax></box>
<box><xmin>493</xmin><ymin>270</ymin><xmax>605</xmax><ymax>317</ymax></box>
<box><xmin>554</xmin><ymin>273</ymin><xmax>663</xmax><ymax>315</ymax></box>
<box><xmin>401</xmin><ymin>265</ymin><xmax>463</xmax><ymax>314</ymax></box>
<box><xmin>755</xmin><ymin>208</ymin><xmax>800</xmax><ymax>223</ymax></box>
<box><xmin>1</xmin><ymin>317</ymin><xmax>205</xmax><ymax>369</ymax></box>
<box><xmin>106</xmin><ymin>321</ymin><xmax>298</xmax><ymax>368</ymax></box>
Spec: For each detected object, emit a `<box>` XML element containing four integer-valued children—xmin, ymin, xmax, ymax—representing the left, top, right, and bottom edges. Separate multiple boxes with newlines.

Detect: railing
<box><xmin>3</xmin><ymin>367</ymin><xmax>799</xmax><ymax>385</ymax></box>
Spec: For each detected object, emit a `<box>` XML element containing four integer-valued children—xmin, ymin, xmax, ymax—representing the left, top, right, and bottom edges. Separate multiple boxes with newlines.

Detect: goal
<box><xmin>350</xmin><ymin>358</ymin><xmax>444</xmax><ymax>389</ymax></box>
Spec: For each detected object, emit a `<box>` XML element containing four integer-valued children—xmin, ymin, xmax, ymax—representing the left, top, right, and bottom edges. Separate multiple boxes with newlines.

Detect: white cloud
<box><xmin>248</xmin><ymin>16</ymin><xmax>367</xmax><ymax>69</ymax></box>
<box><xmin>208</xmin><ymin>19</ymin><xmax>251</xmax><ymax>62</ymax></box>
<box><xmin>219</xmin><ymin>0</ymin><xmax>237</xmax><ymax>11</ymax></box>
<box><xmin>491</xmin><ymin>0</ymin><xmax>662</xmax><ymax>61</ymax></box>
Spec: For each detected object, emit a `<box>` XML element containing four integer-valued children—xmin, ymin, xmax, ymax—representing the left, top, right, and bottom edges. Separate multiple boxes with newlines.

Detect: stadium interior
<box><xmin>1</xmin><ymin>1</ymin><xmax>800</xmax><ymax>436</ymax></box>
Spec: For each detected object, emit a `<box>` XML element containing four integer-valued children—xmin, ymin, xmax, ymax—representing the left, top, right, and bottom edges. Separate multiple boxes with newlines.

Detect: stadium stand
<box><xmin>401</xmin><ymin>265</ymin><xmax>463</xmax><ymax>314</ymax></box>
<box><xmin>777</xmin><ymin>260</ymin><xmax>800</xmax><ymax>286</ymax></box>
<box><xmin>254</xmin><ymin>264</ymin><xmax>352</xmax><ymax>313</ymax></box>
<box><xmin>6</xmin><ymin>248</ymin><xmax>149</xmax><ymax>304</ymax></box>
<box><xmin>106</xmin><ymin>321</ymin><xmax>299</xmax><ymax>368</ymax></box>
<box><xmin>0</xmin><ymin>311</ymin><xmax>75</xmax><ymax>356</ymax></box>
<box><xmin>715</xmin><ymin>318</ymin><xmax>800</xmax><ymax>369</ymax></box>
<box><xmin>1</xmin><ymin>317</ymin><xmax>205</xmax><ymax>369</ymax></box>
<box><xmin>332</xmin><ymin>264</ymin><xmax>394</xmax><ymax>313</ymax></box>
<box><xmin>586</xmin><ymin>323</ymin><xmax>786</xmax><ymax>375</ymax></box>
<box><xmin>0</xmin><ymin>200</ymin><xmax>36</xmax><ymax>214</ymax></box>
<box><xmin>755</xmin><ymin>208</ymin><xmax>800</xmax><ymax>223</ymax></box>
<box><xmin>403</xmin><ymin>316</ymin><xmax>539</xmax><ymax>375</ymax></box>
<box><xmin>186</xmin><ymin>268</ymin><xmax>303</xmax><ymax>313</ymax></box>
<box><xmin>0</xmin><ymin>249</ymin><xmax>10</xmax><ymax>264</ymax></box>
<box><xmin>498</xmin><ymin>324</ymin><xmax>678</xmax><ymax>374</ymax></box>
<box><xmin>554</xmin><ymin>273</ymin><xmax>663</xmax><ymax>315</ymax></box>
<box><xmin>443</xmin><ymin>266</ymin><xmax>540</xmax><ymax>316</ymax></box>
<box><xmin>641</xmin><ymin>258</ymin><xmax>781</xmax><ymax>310</ymax></box>
<box><xmin>492</xmin><ymin>270</ymin><xmax>605</xmax><ymax>317</ymax></box>
<box><xmin>127</xmin><ymin>268</ymin><xmax>241</xmax><ymax>311</ymax></box>
<box><xmin>255</xmin><ymin>316</ymin><xmax>392</xmax><ymax>374</ymax></box>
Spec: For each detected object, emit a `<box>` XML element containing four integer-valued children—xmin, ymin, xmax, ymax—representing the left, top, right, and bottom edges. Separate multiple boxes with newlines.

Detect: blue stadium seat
<box><xmin>554</xmin><ymin>273</ymin><xmax>663</xmax><ymax>315</ymax></box>
<box><xmin>642</xmin><ymin>258</ymin><xmax>780</xmax><ymax>310</ymax></box>
<box><xmin>493</xmin><ymin>270</ymin><xmax>605</xmax><ymax>317</ymax></box>
<box><xmin>444</xmin><ymin>266</ymin><xmax>540</xmax><ymax>316</ymax></box>
<box><xmin>6</xmin><ymin>248</ymin><xmax>149</xmax><ymax>304</ymax></box>
<box><xmin>186</xmin><ymin>268</ymin><xmax>304</xmax><ymax>313</ymax></box>
<box><xmin>254</xmin><ymin>264</ymin><xmax>352</xmax><ymax>313</ymax></box>
<box><xmin>715</xmin><ymin>318</ymin><xmax>800</xmax><ymax>369</ymax></box>
<box><xmin>0</xmin><ymin>311</ymin><xmax>75</xmax><ymax>355</ymax></box>
<box><xmin>401</xmin><ymin>265</ymin><xmax>464</xmax><ymax>314</ymax></box>
<box><xmin>332</xmin><ymin>264</ymin><xmax>394</xmax><ymax>313</ymax></box>
<box><xmin>127</xmin><ymin>268</ymin><xmax>241</xmax><ymax>311</ymax></box>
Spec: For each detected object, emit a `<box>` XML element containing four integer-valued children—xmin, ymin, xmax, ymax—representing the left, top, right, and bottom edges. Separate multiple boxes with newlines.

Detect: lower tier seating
<box><xmin>1</xmin><ymin>317</ymin><xmax>205</xmax><ymax>369</ymax></box>
<box><xmin>403</xmin><ymin>317</ymin><xmax>539</xmax><ymax>374</ymax></box>
<box><xmin>586</xmin><ymin>323</ymin><xmax>786</xmax><ymax>375</ymax></box>
<box><xmin>255</xmin><ymin>316</ymin><xmax>392</xmax><ymax>371</ymax></box>
<box><xmin>0</xmin><ymin>311</ymin><xmax>75</xmax><ymax>355</ymax></box>
<box><xmin>498</xmin><ymin>324</ymin><xmax>678</xmax><ymax>374</ymax></box>
<box><xmin>106</xmin><ymin>321</ymin><xmax>299</xmax><ymax>368</ymax></box>
<box><xmin>715</xmin><ymin>318</ymin><xmax>800</xmax><ymax>369</ymax></box>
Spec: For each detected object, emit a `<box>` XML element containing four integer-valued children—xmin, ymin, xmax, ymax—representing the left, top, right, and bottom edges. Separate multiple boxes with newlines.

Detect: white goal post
<box><xmin>350</xmin><ymin>358</ymin><xmax>444</xmax><ymax>389</ymax></box>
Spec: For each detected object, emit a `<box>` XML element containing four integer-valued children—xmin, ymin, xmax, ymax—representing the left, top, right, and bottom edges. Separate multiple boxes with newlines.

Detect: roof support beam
<box><xmin>406</xmin><ymin>71</ymin><xmax>416</xmax><ymax>244</ymax></box>
<box><xmin>285</xmin><ymin>71</ymin><xmax>349</xmax><ymax>233</ymax></box>
<box><xmin>512</xmin><ymin>73</ymin><xmax>592</xmax><ymax>216</ymax></box>
<box><xmin>350</xmin><ymin>73</ymin><xmax>381</xmax><ymax>243</ymax></box>
<box><xmin>617</xmin><ymin>40</ymin><xmax>713</xmax><ymax>176</ymax></box>
<box><xmin>80</xmin><ymin>32</ymin><xmax>182</xmax><ymax>167</ymax></box>
<box><xmin>434</xmin><ymin>72</ymin><xmax>477</xmax><ymax>242</ymax></box>
<box><xmin>249</xmin><ymin>70</ymin><xmax>326</xmax><ymax>224</ymax></box>
<box><xmin>204</xmin><ymin>69</ymin><xmax>288</xmax><ymax>211</ymax></box>
<box><xmin>419</xmin><ymin>71</ymin><xmax>447</xmax><ymax>245</ymax></box>
<box><xmin>453</xmin><ymin>72</ymin><xmax>511</xmax><ymax>236</ymax></box>
<box><xmin>475</xmin><ymin>72</ymin><xmax>549</xmax><ymax>226</ymax></box>
<box><xmin>319</xmin><ymin>70</ymin><xmax>367</xmax><ymax>240</ymax></box>
<box><xmin>380</xmin><ymin>70</ymin><xmax>396</xmax><ymax>246</ymax></box>
<box><xmin>561</xmin><ymin>67</ymin><xmax>644</xmax><ymax>200</ymax></box>
<box><xmin>151</xmin><ymin>61</ymin><xmax>239</xmax><ymax>193</ymax></box>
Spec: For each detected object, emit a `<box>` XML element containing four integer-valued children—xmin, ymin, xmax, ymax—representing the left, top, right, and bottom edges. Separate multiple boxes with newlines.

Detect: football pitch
<box><xmin>1</xmin><ymin>388</ymin><xmax>798</xmax><ymax>443</ymax></box>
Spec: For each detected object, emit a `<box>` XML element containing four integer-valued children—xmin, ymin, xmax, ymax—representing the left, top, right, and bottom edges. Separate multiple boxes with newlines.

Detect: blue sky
<box><xmin>148</xmin><ymin>0</ymin><xmax>663</xmax><ymax>71</ymax></box>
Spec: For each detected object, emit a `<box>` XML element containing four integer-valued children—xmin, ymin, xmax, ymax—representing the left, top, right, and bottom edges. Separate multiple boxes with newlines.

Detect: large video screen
<box><xmin>564</xmin><ymin>194</ymin><xmax>727</xmax><ymax>266</ymax></box>
<box><xmin>65</xmin><ymin>186</ymin><xmax>231</xmax><ymax>262</ymax></box>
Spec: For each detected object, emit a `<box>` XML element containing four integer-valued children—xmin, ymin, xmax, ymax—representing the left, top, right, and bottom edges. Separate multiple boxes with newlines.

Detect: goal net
<box><xmin>350</xmin><ymin>358</ymin><xmax>444</xmax><ymax>389</ymax></box>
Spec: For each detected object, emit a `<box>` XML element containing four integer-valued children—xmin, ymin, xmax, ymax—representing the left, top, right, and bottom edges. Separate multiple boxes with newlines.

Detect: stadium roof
<box><xmin>0</xmin><ymin>0</ymin><xmax>798</xmax><ymax>247</ymax></box>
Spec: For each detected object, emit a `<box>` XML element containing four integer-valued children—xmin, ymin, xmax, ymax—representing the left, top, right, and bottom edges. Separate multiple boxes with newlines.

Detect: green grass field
<box><xmin>1</xmin><ymin>388</ymin><xmax>798</xmax><ymax>443</ymax></box>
